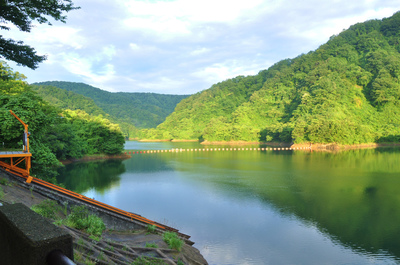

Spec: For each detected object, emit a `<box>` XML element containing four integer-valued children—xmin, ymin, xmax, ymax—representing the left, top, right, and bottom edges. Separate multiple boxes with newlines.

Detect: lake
<box><xmin>57</xmin><ymin>141</ymin><xmax>400</xmax><ymax>265</ymax></box>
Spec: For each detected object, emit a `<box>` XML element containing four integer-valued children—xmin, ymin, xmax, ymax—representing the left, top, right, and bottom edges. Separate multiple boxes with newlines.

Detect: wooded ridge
<box><xmin>0</xmin><ymin>66</ymin><xmax>125</xmax><ymax>181</ymax></box>
<box><xmin>141</xmin><ymin>11</ymin><xmax>400</xmax><ymax>145</ymax></box>
<box><xmin>31</xmin><ymin>81</ymin><xmax>189</xmax><ymax>138</ymax></box>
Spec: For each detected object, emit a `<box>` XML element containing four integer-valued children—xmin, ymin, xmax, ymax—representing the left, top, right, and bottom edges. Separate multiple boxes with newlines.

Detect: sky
<box><xmin>3</xmin><ymin>0</ymin><xmax>400</xmax><ymax>95</ymax></box>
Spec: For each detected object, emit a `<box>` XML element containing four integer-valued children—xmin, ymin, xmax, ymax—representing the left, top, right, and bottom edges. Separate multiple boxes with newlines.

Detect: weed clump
<box><xmin>0</xmin><ymin>186</ymin><xmax>4</xmax><ymax>200</ymax></box>
<box><xmin>0</xmin><ymin>178</ymin><xmax>10</xmax><ymax>186</ymax></box>
<box><xmin>147</xmin><ymin>224</ymin><xmax>156</xmax><ymax>234</ymax></box>
<box><xmin>31</xmin><ymin>201</ymin><xmax>106</xmax><ymax>240</ymax></box>
<box><xmin>64</xmin><ymin>205</ymin><xmax>106</xmax><ymax>240</ymax></box>
<box><xmin>30</xmin><ymin>199</ymin><xmax>61</xmax><ymax>219</ymax></box>
<box><xmin>163</xmin><ymin>231</ymin><xmax>183</xmax><ymax>251</ymax></box>
<box><xmin>145</xmin><ymin>242</ymin><xmax>158</xmax><ymax>248</ymax></box>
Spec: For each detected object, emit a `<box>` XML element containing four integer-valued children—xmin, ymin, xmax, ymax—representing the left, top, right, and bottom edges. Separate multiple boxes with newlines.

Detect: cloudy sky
<box><xmin>3</xmin><ymin>0</ymin><xmax>399</xmax><ymax>95</ymax></box>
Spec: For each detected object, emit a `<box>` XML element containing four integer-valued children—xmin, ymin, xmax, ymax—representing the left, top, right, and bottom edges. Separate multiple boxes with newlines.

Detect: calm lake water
<box><xmin>57</xmin><ymin>141</ymin><xmax>400</xmax><ymax>265</ymax></box>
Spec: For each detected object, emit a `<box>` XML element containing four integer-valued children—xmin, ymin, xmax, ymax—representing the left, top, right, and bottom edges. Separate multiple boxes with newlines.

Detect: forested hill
<box><xmin>32</xmin><ymin>81</ymin><xmax>189</xmax><ymax>130</ymax></box>
<box><xmin>143</xmin><ymin>11</ymin><xmax>400</xmax><ymax>145</ymax></box>
<box><xmin>31</xmin><ymin>85</ymin><xmax>109</xmax><ymax>118</ymax></box>
<box><xmin>1</xmin><ymin>62</ymin><xmax>126</xmax><ymax>180</ymax></box>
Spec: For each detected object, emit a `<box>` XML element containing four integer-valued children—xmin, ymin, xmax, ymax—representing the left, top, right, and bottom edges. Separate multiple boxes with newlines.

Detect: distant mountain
<box><xmin>31</xmin><ymin>84</ymin><xmax>109</xmax><ymax>117</ymax></box>
<box><xmin>32</xmin><ymin>81</ymin><xmax>190</xmax><ymax>137</ymax></box>
<box><xmin>144</xmin><ymin>11</ymin><xmax>400</xmax><ymax>145</ymax></box>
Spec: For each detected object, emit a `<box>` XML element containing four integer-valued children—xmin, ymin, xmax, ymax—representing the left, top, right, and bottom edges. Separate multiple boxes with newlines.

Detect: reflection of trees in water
<box><xmin>57</xmin><ymin>149</ymin><xmax>400</xmax><ymax>260</ymax></box>
<box><xmin>124</xmin><ymin>155</ymin><xmax>174</xmax><ymax>173</ymax></box>
<box><xmin>57</xmin><ymin>160</ymin><xmax>126</xmax><ymax>194</ymax></box>
<box><xmin>175</xmin><ymin>149</ymin><xmax>400</xmax><ymax>260</ymax></box>
<box><xmin>244</xmin><ymin>149</ymin><xmax>400</xmax><ymax>260</ymax></box>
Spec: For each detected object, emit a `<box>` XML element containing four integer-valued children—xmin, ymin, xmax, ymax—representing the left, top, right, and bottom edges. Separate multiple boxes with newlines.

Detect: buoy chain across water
<box><xmin>125</xmin><ymin>146</ymin><xmax>312</xmax><ymax>154</ymax></box>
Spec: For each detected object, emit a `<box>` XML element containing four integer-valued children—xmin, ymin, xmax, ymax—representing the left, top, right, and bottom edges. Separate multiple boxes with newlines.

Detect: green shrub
<box><xmin>132</xmin><ymin>256</ymin><xmax>166</xmax><ymax>265</ymax></box>
<box><xmin>0</xmin><ymin>186</ymin><xmax>4</xmax><ymax>200</ymax></box>
<box><xmin>86</xmin><ymin>214</ymin><xmax>106</xmax><ymax>237</ymax></box>
<box><xmin>67</xmin><ymin>205</ymin><xmax>89</xmax><ymax>229</ymax></box>
<box><xmin>30</xmin><ymin>199</ymin><xmax>61</xmax><ymax>220</ymax></box>
<box><xmin>66</xmin><ymin>205</ymin><xmax>106</xmax><ymax>237</ymax></box>
<box><xmin>147</xmin><ymin>224</ymin><xmax>156</xmax><ymax>233</ymax></box>
<box><xmin>145</xmin><ymin>242</ymin><xmax>158</xmax><ymax>248</ymax></box>
<box><xmin>163</xmin><ymin>232</ymin><xmax>183</xmax><ymax>251</ymax></box>
<box><xmin>0</xmin><ymin>178</ymin><xmax>9</xmax><ymax>186</ymax></box>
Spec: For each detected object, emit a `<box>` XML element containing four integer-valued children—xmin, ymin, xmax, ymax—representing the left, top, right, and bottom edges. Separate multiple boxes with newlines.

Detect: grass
<box><xmin>29</xmin><ymin>186</ymin><xmax>34</xmax><ymax>199</ymax></box>
<box><xmin>0</xmin><ymin>186</ymin><xmax>4</xmax><ymax>201</ymax></box>
<box><xmin>98</xmin><ymin>251</ymin><xmax>105</xmax><ymax>261</ymax></box>
<box><xmin>131</xmin><ymin>256</ymin><xmax>167</xmax><ymax>265</ymax></box>
<box><xmin>0</xmin><ymin>178</ymin><xmax>10</xmax><ymax>186</ymax></box>
<box><xmin>147</xmin><ymin>224</ymin><xmax>156</xmax><ymax>234</ymax></box>
<box><xmin>145</xmin><ymin>242</ymin><xmax>158</xmax><ymax>248</ymax></box>
<box><xmin>31</xmin><ymin>201</ymin><xmax>106</xmax><ymax>240</ymax></box>
<box><xmin>162</xmin><ymin>232</ymin><xmax>183</xmax><ymax>251</ymax></box>
<box><xmin>122</xmin><ymin>245</ymin><xmax>129</xmax><ymax>251</ymax></box>
<box><xmin>30</xmin><ymin>199</ymin><xmax>61</xmax><ymax>220</ymax></box>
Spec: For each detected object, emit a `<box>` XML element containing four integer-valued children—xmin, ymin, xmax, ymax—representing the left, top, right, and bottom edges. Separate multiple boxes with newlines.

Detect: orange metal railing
<box><xmin>19</xmin><ymin>173</ymin><xmax>172</xmax><ymax>231</ymax></box>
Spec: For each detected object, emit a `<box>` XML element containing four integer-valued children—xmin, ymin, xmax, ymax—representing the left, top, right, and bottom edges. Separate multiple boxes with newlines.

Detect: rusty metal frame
<box><xmin>0</xmin><ymin>110</ymin><xmax>32</xmax><ymax>180</ymax></box>
<box><xmin>0</xmin><ymin>153</ymin><xmax>32</xmax><ymax>178</ymax></box>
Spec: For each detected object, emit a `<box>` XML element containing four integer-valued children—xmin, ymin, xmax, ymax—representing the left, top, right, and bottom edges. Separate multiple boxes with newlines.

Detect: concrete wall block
<box><xmin>0</xmin><ymin>203</ymin><xmax>73</xmax><ymax>265</ymax></box>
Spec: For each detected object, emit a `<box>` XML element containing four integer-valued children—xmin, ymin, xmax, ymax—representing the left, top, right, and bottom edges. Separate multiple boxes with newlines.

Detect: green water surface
<box><xmin>57</xmin><ymin>142</ymin><xmax>400</xmax><ymax>265</ymax></box>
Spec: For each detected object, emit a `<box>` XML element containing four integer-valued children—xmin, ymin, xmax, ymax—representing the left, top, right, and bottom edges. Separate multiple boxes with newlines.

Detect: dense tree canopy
<box><xmin>32</xmin><ymin>81</ymin><xmax>189</xmax><ymax>138</ymax></box>
<box><xmin>0</xmin><ymin>0</ymin><xmax>79</xmax><ymax>69</ymax></box>
<box><xmin>0</xmin><ymin>61</ymin><xmax>124</xmax><ymax>181</ymax></box>
<box><xmin>142</xmin><ymin>11</ymin><xmax>400</xmax><ymax>145</ymax></box>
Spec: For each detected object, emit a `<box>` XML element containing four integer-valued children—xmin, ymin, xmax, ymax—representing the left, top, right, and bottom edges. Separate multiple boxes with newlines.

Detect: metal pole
<box><xmin>46</xmin><ymin>250</ymin><xmax>76</xmax><ymax>265</ymax></box>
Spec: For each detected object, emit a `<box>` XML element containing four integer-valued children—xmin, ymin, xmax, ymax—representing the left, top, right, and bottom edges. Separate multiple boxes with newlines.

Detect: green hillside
<box><xmin>0</xmin><ymin>62</ymin><xmax>125</xmax><ymax>180</ymax></box>
<box><xmin>31</xmin><ymin>81</ymin><xmax>189</xmax><ymax>139</ymax></box>
<box><xmin>32</xmin><ymin>81</ymin><xmax>189</xmax><ymax>130</ymax></box>
<box><xmin>144</xmin><ymin>11</ymin><xmax>400</xmax><ymax>145</ymax></box>
<box><xmin>31</xmin><ymin>85</ymin><xmax>109</xmax><ymax>117</ymax></box>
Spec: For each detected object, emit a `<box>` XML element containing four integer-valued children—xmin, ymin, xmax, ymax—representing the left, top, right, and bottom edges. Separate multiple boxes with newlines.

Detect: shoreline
<box><xmin>60</xmin><ymin>153</ymin><xmax>131</xmax><ymax>165</ymax></box>
<box><xmin>133</xmin><ymin>139</ymin><xmax>400</xmax><ymax>150</ymax></box>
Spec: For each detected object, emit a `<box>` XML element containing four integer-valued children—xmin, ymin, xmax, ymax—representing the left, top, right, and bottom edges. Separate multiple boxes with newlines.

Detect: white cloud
<box><xmin>129</xmin><ymin>43</ymin><xmax>140</xmax><ymax>51</ymax></box>
<box><xmin>137</xmin><ymin>76</ymin><xmax>186</xmax><ymax>91</ymax></box>
<box><xmin>60</xmin><ymin>48</ymin><xmax>117</xmax><ymax>89</ymax></box>
<box><xmin>99</xmin><ymin>45</ymin><xmax>116</xmax><ymax>61</ymax></box>
<box><xmin>121</xmin><ymin>0</ymin><xmax>266</xmax><ymax>38</ymax></box>
<box><xmin>123</xmin><ymin>16</ymin><xmax>191</xmax><ymax>37</ymax></box>
<box><xmin>192</xmin><ymin>60</ymin><xmax>263</xmax><ymax>85</ymax></box>
<box><xmin>124</xmin><ymin>0</ymin><xmax>264</xmax><ymax>23</ymax></box>
<box><xmin>190</xmin><ymin>47</ymin><xmax>210</xmax><ymax>56</ymax></box>
<box><xmin>3</xmin><ymin>0</ymin><xmax>400</xmax><ymax>95</ymax></box>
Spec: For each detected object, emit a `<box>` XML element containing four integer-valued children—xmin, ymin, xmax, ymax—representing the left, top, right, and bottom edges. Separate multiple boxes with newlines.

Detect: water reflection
<box><xmin>57</xmin><ymin>159</ymin><xmax>125</xmax><ymax>194</ymax></box>
<box><xmin>57</xmin><ymin>143</ymin><xmax>400</xmax><ymax>264</ymax></box>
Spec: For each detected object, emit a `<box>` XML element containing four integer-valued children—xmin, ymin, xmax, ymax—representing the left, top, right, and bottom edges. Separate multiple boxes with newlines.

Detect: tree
<box><xmin>0</xmin><ymin>0</ymin><xmax>79</xmax><ymax>69</ymax></box>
